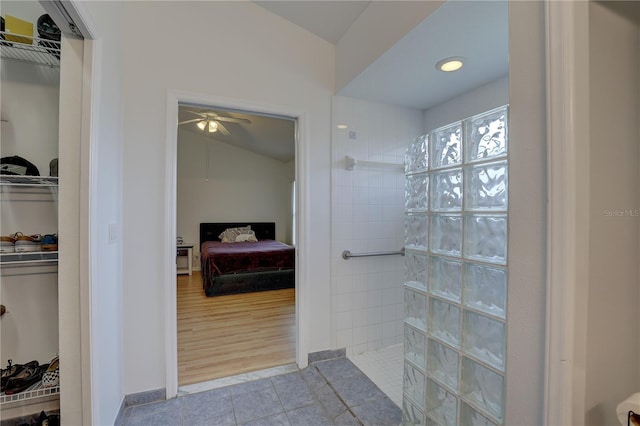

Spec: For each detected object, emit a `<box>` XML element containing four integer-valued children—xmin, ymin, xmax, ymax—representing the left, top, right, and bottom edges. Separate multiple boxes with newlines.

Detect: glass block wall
<box><xmin>402</xmin><ymin>106</ymin><xmax>508</xmax><ymax>426</ymax></box>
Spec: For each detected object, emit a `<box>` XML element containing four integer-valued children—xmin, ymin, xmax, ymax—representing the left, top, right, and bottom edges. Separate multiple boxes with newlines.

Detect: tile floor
<box><xmin>119</xmin><ymin>357</ymin><xmax>401</xmax><ymax>426</ymax></box>
<box><xmin>349</xmin><ymin>344</ymin><xmax>403</xmax><ymax>407</ymax></box>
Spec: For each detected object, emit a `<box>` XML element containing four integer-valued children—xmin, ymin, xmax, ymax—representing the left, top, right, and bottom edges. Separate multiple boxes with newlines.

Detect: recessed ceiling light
<box><xmin>436</xmin><ymin>57</ymin><xmax>464</xmax><ymax>72</ymax></box>
<box><xmin>337</xmin><ymin>124</ymin><xmax>348</xmax><ymax>129</ymax></box>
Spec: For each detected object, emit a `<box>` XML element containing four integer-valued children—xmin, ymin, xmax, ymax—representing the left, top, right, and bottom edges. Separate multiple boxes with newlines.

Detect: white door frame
<box><xmin>164</xmin><ymin>91</ymin><xmax>309</xmax><ymax>398</ymax></box>
<box><xmin>544</xmin><ymin>1</ymin><xmax>591</xmax><ymax>424</ymax></box>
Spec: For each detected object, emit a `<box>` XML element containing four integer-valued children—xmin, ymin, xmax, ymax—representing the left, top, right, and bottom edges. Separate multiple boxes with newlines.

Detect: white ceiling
<box><xmin>257</xmin><ymin>1</ymin><xmax>509</xmax><ymax>111</ymax></box>
<box><xmin>255</xmin><ymin>1</ymin><xmax>371</xmax><ymax>44</ymax></box>
<box><xmin>178</xmin><ymin>105</ymin><xmax>295</xmax><ymax>162</ymax></box>
<box><xmin>339</xmin><ymin>1</ymin><xmax>509</xmax><ymax>110</ymax></box>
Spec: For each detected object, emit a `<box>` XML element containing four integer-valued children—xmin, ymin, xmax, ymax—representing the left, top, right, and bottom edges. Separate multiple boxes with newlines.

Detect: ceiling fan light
<box><xmin>196</xmin><ymin>120</ymin><xmax>207</xmax><ymax>131</ymax></box>
<box><xmin>208</xmin><ymin>120</ymin><xmax>218</xmax><ymax>133</ymax></box>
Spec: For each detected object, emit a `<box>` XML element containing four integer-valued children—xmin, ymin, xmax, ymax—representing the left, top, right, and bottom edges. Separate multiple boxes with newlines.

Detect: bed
<box><xmin>199</xmin><ymin>222</ymin><xmax>295</xmax><ymax>296</ymax></box>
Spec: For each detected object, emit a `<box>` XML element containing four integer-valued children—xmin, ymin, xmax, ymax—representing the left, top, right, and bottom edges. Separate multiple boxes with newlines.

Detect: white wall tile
<box><xmin>331</xmin><ymin>95</ymin><xmax>423</xmax><ymax>353</ymax></box>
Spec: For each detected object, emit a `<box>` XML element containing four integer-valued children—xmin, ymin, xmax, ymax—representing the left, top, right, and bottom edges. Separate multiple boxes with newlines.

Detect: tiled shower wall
<box><xmin>330</xmin><ymin>95</ymin><xmax>423</xmax><ymax>355</ymax></box>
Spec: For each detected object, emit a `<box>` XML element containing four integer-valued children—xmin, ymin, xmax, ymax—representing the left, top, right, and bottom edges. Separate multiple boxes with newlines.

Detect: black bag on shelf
<box><xmin>0</xmin><ymin>156</ymin><xmax>40</xmax><ymax>176</ymax></box>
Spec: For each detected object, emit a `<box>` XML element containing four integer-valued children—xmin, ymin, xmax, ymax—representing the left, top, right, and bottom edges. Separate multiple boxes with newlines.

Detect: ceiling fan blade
<box><xmin>217</xmin><ymin>122</ymin><xmax>231</xmax><ymax>136</ymax></box>
<box><xmin>178</xmin><ymin>118</ymin><xmax>203</xmax><ymax>125</ymax></box>
<box><xmin>185</xmin><ymin>110</ymin><xmax>207</xmax><ymax>117</ymax></box>
<box><xmin>215</xmin><ymin>116</ymin><xmax>252</xmax><ymax>124</ymax></box>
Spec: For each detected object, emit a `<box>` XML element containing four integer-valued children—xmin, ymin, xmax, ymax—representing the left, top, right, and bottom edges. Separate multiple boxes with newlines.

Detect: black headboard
<box><xmin>200</xmin><ymin>222</ymin><xmax>276</xmax><ymax>248</ymax></box>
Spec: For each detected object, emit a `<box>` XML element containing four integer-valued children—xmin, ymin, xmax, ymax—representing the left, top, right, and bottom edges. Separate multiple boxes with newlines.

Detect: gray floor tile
<box><xmin>233</xmin><ymin>387</ymin><xmax>284</xmax><ymax>424</ymax></box>
<box><xmin>314</xmin><ymin>358</ymin><xmax>363</xmax><ymax>383</ymax></box>
<box><xmin>330</xmin><ymin>375</ymin><xmax>387</xmax><ymax>408</ymax></box>
<box><xmin>301</xmin><ymin>366</ymin><xmax>327</xmax><ymax>391</ymax></box>
<box><xmin>240</xmin><ymin>412</ymin><xmax>291</xmax><ymax>426</ymax></box>
<box><xmin>334</xmin><ymin>410</ymin><xmax>361</xmax><ymax>426</ymax></box>
<box><xmin>182</xmin><ymin>389</ymin><xmax>235</xmax><ymax>426</ymax></box>
<box><xmin>273</xmin><ymin>373</ymin><xmax>316</xmax><ymax>411</ymax></box>
<box><xmin>350</xmin><ymin>398</ymin><xmax>401</xmax><ymax>426</ymax></box>
<box><xmin>314</xmin><ymin>384</ymin><xmax>348</xmax><ymax>419</ymax></box>
<box><xmin>286</xmin><ymin>403</ymin><xmax>334</xmax><ymax>426</ymax></box>
<box><xmin>230</xmin><ymin>378</ymin><xmax>273</xmax><ymax>396</ymax></box>
<box><xmin>122</xmin><ymin>398</ymin><xmax>182</xmax><ymax>426</ymax></box>
<box><xmin>271</xmin><ymin>371</ymin><xmax>303</xmax><ymax>387</ymax></box>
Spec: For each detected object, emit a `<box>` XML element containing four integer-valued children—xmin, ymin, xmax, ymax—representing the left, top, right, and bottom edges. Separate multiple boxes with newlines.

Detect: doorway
<box><xmin>175</xmin><ymin>103</ymin><xmax>297</xmax><ymax>386</ymax></box>
<box><xmin>164</xmin><ymin>92</ymin><xmax>307</xmax><ymax>396</ymax></box>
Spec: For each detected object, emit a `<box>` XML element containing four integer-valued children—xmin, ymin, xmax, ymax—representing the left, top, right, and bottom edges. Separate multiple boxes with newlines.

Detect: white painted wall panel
<box><xmin>121</xmin><ymin>1</ymin><xmax>333</xmax><ymax>394</ymax></box>
<box><xmin>585</xmin><ymin>3</ymin><xmax>640</xmax><ymax>424</ymax></box>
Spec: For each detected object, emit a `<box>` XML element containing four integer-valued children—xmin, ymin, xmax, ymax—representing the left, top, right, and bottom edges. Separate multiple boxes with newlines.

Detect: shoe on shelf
<box><xmin>13</xmin><ymin>232</ymin><xmax>43</xmax><ymax>252</ymax></box>
<box><xmin>40</xmin><ymin>234</ymin><xmax>57</xmax><ymax>252</ymax></box>
<box><xmin>41</xmin><ymin>355</ymin><xmax>59</xmax><ymax>388</ymax></box>
<box><xmin>0</xmin><ymin>235</ymin><xmax>15</xmax><ymax>253</ymax></box>
<box><xmin>1</xmin><ymin>360</ymin><xmax>39</xmax><ymax>393</ymax></box>
<box><xmin>37</xmin><ymin>410</ymin><xmax>61</xmax><ymax>426</ymax></box>
<box><xmin>4</xmin><ymin>361</ymin><xmax>42</xmax><ymax>395</ymax></box>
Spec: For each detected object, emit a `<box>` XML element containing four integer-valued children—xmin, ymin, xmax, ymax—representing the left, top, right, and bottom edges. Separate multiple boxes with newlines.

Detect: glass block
<box><xmin>404</xmin><ymin>361</ymin><xmax>426</xmax><ymax>405</ymax></box>
<box><xmin>430</xmin><ymin>124</ymin><xmax>462</xmax><ymax>169</ymax></box>
<box><xmin>430</xmin><ymin>214</ymin><xmax>462</xmax><ymax>257</ymax></box>
<box><xmin>429</xmin><ymin>256</ymin><xmax>462</xmax><ymax>303</ymax></box>
<box><xmin>426</xmin><ymin>379</ymin><xmax>458</xmax><ymax>426</ymax></box>
<box><xmin>431</xmin><ymin>169</ymin><xmax>463</xmax><ymax>212</ymax></box>
<box><xmin>464</xmin><ymin>214</ymin><xmax>507</xmax><ymax>265</ymax></box>
<box><xmin>461</xmin><ymin>358</ymin><xmax>504</xmax><ymax>422</ymax></box>
<box><xmin>465</xmin><ymin>106</ymin><xmax>508</xmax><ymax>163</ymax></box>
<box><xmin>406</xmin><ymin>134</ymin><xmax>428</xmax><ymax>175</ymax></box>
<box><xmin>462</xmin><ymin>311</ymin><xmax>505</xmax><ymax>371</ymax></box>
<box><xmin>405</xmin><ymin>250</ymin><xmax>428</xmax><ymax>291</ymax></box>
<box><xmin>405</xmin><ymin>325</ymin><xmax>426</xmax><ymax>370</ymax></box>
<box><xmin>405</xmin><ymin>213</ymin><xmax>428</xmax><ymax>251</ymax></box>
<box><xmin>463</xmin><ymin>262</ymin><xmax>507</xmax><ymax>319</ymax></box>
<box><xmin>403</xmin><ymin>398</ymin><xmax>425</xmax><ymax>425</ymax></box>
<box><xmin>429</xmin><ymin>299</ymin><xmax>460</xmax><ymax>348</ymax></box>
<box><xmin>460</xmin><ymin>402</ymin><xmax>498</xmax><ymax>426</ymax></box>
<box><xmin>405</xmin><ymin>287</ymin><xmax>427</xmax><ymax>331</ymax></box>
<box><xmin>405</xmin><ymin>172</ymin><xmax>428</xmax><ymax>212</ymax></box>
<box><xmin>427</xmin><ymin>339</ymin><xmax>459</xmax><ymax>391</ymax></box>
<box><xmin>465</xmin><ymin>161</ymin><xmax>507</xmax><ymax>211</ymax></box>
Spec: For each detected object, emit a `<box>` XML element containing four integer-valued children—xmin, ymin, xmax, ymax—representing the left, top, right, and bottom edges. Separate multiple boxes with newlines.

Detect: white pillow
<box><xmin>218</xmin><ymin>226</ymin><xmax>251</xmax><ymax>243</ymax></box>
<box><xmin>235</xmin><ymin>232</ymin><xmax>258</xmax><ymax>243</ymax></box>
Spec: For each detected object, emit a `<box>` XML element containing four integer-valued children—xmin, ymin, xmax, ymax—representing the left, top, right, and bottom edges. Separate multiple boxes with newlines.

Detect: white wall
<box><xmin>584</xmin><ymin>3</ymin><xmax>640</xmax><ymax>424</ymax></box>
<box><xmin>331</xmin><ymin>95</ymin><xmax>422</xmax><ymax>354</ymax></box>
<box><xmin>423</xmin><ymin>75</ymin><xmax>509</xmax><ymax>132</ymax></box>
<box><xmin>505</xmin><ymin>2</ymin><xmax>547</xmax><ymax>423</ymax></box>
<box><xmin>80</xmin><ymin>1</ymin><xmax>126</xmax><ymax>424</ymax></box>
<box><xmin>177</xmin><ymin>128</ymin><xmax>293</xmax><ymax>265</ymax></box>
<box><xmin>121</xmin><ymin>1</ymin><xmax>333</xmax><ymax>395</ymax></box>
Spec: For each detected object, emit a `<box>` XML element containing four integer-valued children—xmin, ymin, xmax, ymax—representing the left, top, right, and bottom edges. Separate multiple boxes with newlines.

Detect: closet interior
<box><xmin>1</xmin><ymin>2</ymin><xmax>62</xmax><ymax>421</ymax></box>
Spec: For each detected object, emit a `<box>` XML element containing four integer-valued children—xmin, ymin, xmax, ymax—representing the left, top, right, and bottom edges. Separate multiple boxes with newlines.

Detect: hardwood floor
<box><xmin>177</xmin><ymin>271</ymin><xmax>295</xmax><ymax>386</ymax></box>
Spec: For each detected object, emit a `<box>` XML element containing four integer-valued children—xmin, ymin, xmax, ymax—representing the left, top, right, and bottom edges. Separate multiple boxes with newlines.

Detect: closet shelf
<box><xmin>0</xmin><ymin>33</ymin><xmax>60</xmax><ymax>67</ymax></box>
<box><xmin>1</xmin><ymin>385</ymin><xmax>60</xmax><ymax>409</ymax></box>
<box><xmin>0</xmin><ymin>252</ymin><xmax>58</xmax><ymax>266</ymax></box>
<box><xmin>0</xmin><ymin>176</ymin><xmax>58</xmax><ymax>187</ymax></box>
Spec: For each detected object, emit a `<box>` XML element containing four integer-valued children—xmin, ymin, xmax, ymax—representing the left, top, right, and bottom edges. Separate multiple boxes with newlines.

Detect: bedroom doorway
<box><xmin>174</xmin><ymin>102</ymin><xmax>298</xmax><ymax>388</ymax></box>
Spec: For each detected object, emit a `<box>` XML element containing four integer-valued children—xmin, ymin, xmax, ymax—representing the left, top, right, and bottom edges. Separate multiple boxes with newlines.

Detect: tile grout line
<box><xmin>311</xmin><ymin>362</ymin><xmax>364</xmax><ymax>426</ymax></box>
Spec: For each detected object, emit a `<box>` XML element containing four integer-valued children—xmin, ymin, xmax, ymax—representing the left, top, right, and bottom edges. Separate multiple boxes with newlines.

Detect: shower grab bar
<box><xmin>342</xmin><ymin>247</ymin><xmax>405</xmax><ymax>260</ymax></box>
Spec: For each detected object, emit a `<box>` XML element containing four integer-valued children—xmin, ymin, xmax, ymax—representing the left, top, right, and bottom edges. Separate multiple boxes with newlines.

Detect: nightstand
<box><xmin>176</xmin><ymin>243</ymin><xmax>194</xmax><ymax>275</ymax></box>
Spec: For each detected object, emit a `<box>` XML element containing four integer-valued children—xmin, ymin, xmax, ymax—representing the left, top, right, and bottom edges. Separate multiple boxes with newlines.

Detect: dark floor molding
<box><xmin>114</xmin><ymin>388</ymin><xmax>165</xmax><ymax>425</ymax></box>
<box><xmin>308</xmin><ymin>348</ymin><xmax>346</xmax><ymax>364</ymax></box>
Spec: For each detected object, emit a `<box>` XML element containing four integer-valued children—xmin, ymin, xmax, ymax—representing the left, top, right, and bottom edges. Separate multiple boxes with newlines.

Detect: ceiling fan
<box><xmin>178</xmin><ymin>111</ymin><xmax>251</xmax><ymax>136</ymax></box>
